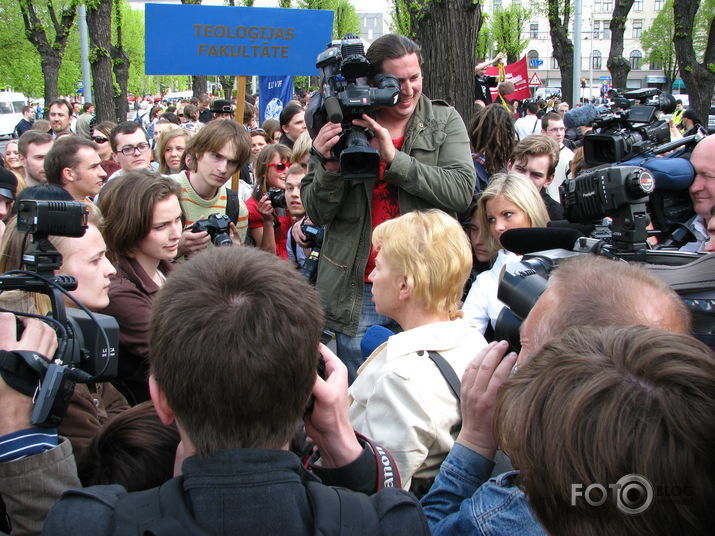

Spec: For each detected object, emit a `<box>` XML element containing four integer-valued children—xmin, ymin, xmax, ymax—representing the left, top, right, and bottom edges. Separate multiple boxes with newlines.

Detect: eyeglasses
<box><xmin>119</xmin><ymin>142</ymin><xmax>150</xmax><ymax>156</ymax></box>
<box><xmin>92</xmin><ymin>136</ymin><xmax>109</xmax><ymax>144</ymax></box>
<box><xmin>267</xmin><ymin>162</ymin><xmax>290</xmax><ymax>172</ymax></box>
<box><xmin>248</xmin><ymin>128</ymin><xmax>266</xmax><ymax>134</ymax></box>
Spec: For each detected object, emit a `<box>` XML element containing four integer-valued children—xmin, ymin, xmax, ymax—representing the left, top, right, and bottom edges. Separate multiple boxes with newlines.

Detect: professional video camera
<box><xmin>190</xmin><ymin>213</ymin><xmax>232</xmax><ymax>247</ymax></box>
<box><xmin>300</xmin><ymin>220</ymin><xmax>325</xmax><ymax>285</ymax></box>
<box><xmin>0</xmin><ymin>200</ymin><xmax>119</xmax><ymax>427</ymax></box>
<box><xmin>583</xmin><ymin>88</ymin><xmax>676</xmax><ymax>166</ymax></box>
<box><xmin>306</xmin><ymin>33</ymin><xmax>400</xmax><ymax>180</ymax></box>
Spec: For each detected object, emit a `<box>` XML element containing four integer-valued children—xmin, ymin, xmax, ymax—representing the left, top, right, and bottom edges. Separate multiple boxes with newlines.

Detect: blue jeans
<box><xmin>336</xmin><ymin>283</ymin><xmax>399</xmax><ymax>384</ymax></box>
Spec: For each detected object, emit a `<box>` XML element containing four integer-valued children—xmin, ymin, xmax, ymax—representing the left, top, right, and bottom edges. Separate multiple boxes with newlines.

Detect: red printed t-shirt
<box><xmin>365</xmin><ymin>137</ymin><xmax>404</xmax><ymax>281</ymax></box>
<box><xmin>245</xmin><ymin>195</ymin><xmax>292</xmax><ymax>260</ymax></box>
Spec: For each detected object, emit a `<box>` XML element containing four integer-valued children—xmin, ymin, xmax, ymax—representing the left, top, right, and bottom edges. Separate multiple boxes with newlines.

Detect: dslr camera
<box><xmin>267</xmin><ymin>187</ymin><xmax>287</xmax><ymax>209</ymax></box>
<box><xmin>307</xmin><ymin>33</ymin><xmax>400</xmax><ymax>180</ymax></box>
<box><xmin>190</xmin><ymin>213</ymin><xmax>232</xmax><ymax>247</ymax></box>
<box><xmin>0</xmin><ymin>200</ymin><xmax>119</xmax><ymax>427</ymax></box>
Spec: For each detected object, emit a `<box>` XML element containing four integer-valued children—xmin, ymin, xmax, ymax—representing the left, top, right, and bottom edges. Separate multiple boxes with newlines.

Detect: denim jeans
<box><xmin>336</xmin><ymin>283</ymin><xmax>399</xmax><ymax>384</ymax></box>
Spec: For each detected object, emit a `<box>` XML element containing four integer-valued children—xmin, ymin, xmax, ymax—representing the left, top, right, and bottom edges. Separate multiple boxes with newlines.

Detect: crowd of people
<box><xmin>0</xmin><ymin>32</ymin><xmax>713</xmax><ymax>536</ymax></box>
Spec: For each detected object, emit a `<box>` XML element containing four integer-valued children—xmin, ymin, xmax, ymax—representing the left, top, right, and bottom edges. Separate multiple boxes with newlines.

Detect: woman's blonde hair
<box><xmin>477</xmin><ymin>171</ymin><xmax>550</xmax><ymax>258</ymax></box>
<box><xmin>372</xmin><ymin>210</ymin><xmax>471</xmax><ymax>319</ymax></box>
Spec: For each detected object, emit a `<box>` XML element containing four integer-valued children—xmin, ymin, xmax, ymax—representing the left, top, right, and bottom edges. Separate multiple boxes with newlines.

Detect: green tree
<box><xmin>641</xmin><ymin>0</ymin><xmax>677</xmax><ymax>90</ymax></box>
<box><xmin>0</xmin><ymin>0</ymin><xmax>47</xmax><ymax>98</ymax></box>
<box><xmin>297</xmin><ymin>0</ymin><xmax>360</xmax><ymax>39</ymax></box>
<box><xmin>673</xmin><ymin>0</ymin><xmax>715</xmax><ymax>123</ymax></box>
<box><xmin>606</xmin><ymin>0</ymin><xmax>634</xmax><ymax>90</ymax></box>
<box><xmin>475</xmin><ymin>14</ymin><xmax>491</xmax><ymax>63</ymax></box>
<box><xmin>391</xmin><ymin>0</ymin><xmax>484</xmax><ymax>121</ymax></box>
<box><xmin>18</xmin><ymin>0</ymin><xmax>78</xmax><ymax>106</ymax></box>
<box><xmin>546</xmin><ymin>0</ymin><xmax>574</xmax><ymax>106</ymax></box>
<box><xmin>490</xmin><ymin>3</ymin><xmax>530</xmax><ymax>64</ymax></box>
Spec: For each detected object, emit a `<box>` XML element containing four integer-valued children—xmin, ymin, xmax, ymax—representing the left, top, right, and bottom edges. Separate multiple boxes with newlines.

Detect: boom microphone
<box><xmin>500</xmin><ymin>227</ymin><xmax>583</xmax><ymax>255</ymax></box>
<box><xmin>563</xmin><ymin>104</ymin><xmax>604</xmax><ymax>130</ymax></box>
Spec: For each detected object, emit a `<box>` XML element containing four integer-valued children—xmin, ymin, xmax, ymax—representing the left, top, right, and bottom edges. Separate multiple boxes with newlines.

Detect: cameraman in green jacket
<box><xmin>301</xmin><ymin>34</ymin><xmax>476</xmax><ymax>382</ymax></box>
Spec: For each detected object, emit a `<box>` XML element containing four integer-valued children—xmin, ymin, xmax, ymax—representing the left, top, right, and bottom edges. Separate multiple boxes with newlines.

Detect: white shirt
<box><xmin>546</xmin><ymin>144</ymin><xmax>575</xmax><ymax>202</ymax></box>
<box><xmin>462</xmin><ymin>249</ymin><xmax>522</xmax><ymax>333</ymax></box>
<box><xmin>349</xmin><ymin>319</ymin><xmax>487</xmax><ymax>489</ymax></box>
<box><xmin>514</xmin><ymin>114</ymin><xmax>541</xmax><ymax>140</ymax></box>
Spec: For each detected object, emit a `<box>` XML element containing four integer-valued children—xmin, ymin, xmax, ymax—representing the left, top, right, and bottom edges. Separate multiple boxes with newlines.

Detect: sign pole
<box><xmin>232</xmin><ymin>75</ymin><xmax>248</xmax><ymax>192</ymax></box>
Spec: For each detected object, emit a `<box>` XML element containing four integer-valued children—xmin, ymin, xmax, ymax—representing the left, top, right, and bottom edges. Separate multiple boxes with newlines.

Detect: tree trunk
<box><xmin>87</xmin><ymin>0</ymin><xmax>118</xmax><ymax>122</ymax></box>
<box><xmin>673</xmin><ymin>0</ymin><xmax>715</xmax><ymax>123</ymax></box>
<box><xmin>606</xmin><ymin>0</ymin><xmax>634</xmax><ymax>90</ymax></box>
<box><xmin>192</xmin><ymin>76</ymin><xmax>209</xmax><ymax>99</ymax></box>
<box><xmin>18</xmin><ymin>0</ymin><xmax>77</xmax><ymax>107</ymax></box>
<box><xmin>111</xmin><ymin>0</ymin><xmax>130</xmax><ymax>122</ymax></box>
<box><xmin>407</xmin><ymin>0</ymin><xmax>483</xmax><ymax>122</ymax></box>
<box><xmin>547</xmin><ymin>0</ymin><xmax>574</xmax><ymax>106</ymax></box>
<box><xmin>219</xmin><ymin>75</ymin><xmax>234</xmax><ymax>100</ymax></box>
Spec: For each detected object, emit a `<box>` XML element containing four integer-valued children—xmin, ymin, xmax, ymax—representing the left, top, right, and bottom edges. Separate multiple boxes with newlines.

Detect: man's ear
<box><xmin>544</xmin><ymin>173</ymin><xmax>555</xmax><ymax>187</ymax></box>
<box><xmin>507</xmin><ymin>160</ymin><xmax>514</xmax><ymax>171</ymax></box>
<box><xmin>149</xmin><ymin>375</ymin><xmax>175</xmax><ymax>426</ymax></box>
<box><xmin>61</xmin><ymin>167</ymin><xmax>74</xmax><ymax>186</ymax></box>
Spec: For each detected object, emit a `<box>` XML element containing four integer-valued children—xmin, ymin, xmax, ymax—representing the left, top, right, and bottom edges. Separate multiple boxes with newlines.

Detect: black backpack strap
<box><xmin>110</xmin><ymin>477</ymin><xmax>212</xmax><ymax>536</ymax></box>
<box><xmin>424</xmin><ymin>351</ymin><xmax>460</xmax><ymax>402</ymax></box>
<box><xmin>424</xmin><ymin>350</ymin><xmax>462</xmax><ymax>435</ymax></box>
<box><xmin>306</xmin><ymin>481</ymin><xmax>382</xmax><ymax>536</ymax></box>
<box><xmin>225</xmin><ymin>188</ymin><xmax>239</xmax><ymax>225</ymax></box>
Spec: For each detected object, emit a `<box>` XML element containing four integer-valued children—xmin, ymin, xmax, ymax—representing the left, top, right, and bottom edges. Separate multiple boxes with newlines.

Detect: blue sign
<box><xmin>599</xmin><ymin>75</ymin><xmax>611</xmax><ymax>81</ymax></box>
<box><xmin>145</xmin><ymin>4</ymin><xmax>334</xmax><ymax>76</ymax></box>
<box><xmin>259</xmin><ymin>76</ymin><xmax>294</xmax><ymax>125</ymax></box>
<box><xmin>529</xmin><ymin>59</ymin><xmax>543</xmax><ymax>67</ymax></box>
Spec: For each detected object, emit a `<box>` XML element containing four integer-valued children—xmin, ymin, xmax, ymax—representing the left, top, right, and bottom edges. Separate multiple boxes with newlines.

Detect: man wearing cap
<box><xmin>210</xmin><ymin>99</ymin><xmax>234</xmax><ymax>120</ymax></box>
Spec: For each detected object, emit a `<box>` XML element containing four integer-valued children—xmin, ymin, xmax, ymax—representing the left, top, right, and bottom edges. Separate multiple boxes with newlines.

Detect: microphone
<box><xmin>563</xmin><ymin>104</ymin><xmax>602</xmax><ymax>130</ymax></box>
<box><xmin>360</xmin><ymin>325</ymin><xmax>394</xmax><ymax>359</ymax></box>
<box><xmin>500</xmin><ymin>227</ymin><xmax>583</xmax><ymax>255</ymax></box>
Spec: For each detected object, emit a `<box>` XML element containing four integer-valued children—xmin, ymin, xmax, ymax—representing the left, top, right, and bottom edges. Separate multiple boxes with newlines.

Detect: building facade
<box><xmin>485</xmin><ymin>0</ymin><xmax>670</xmax><ymax>95</ymax></box>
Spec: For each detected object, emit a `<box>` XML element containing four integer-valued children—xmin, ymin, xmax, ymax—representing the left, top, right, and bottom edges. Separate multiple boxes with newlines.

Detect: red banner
<box><xmin>486</xmin><ymin>56</ymin><xmax>531</xmax><ymax>101</ymax></box>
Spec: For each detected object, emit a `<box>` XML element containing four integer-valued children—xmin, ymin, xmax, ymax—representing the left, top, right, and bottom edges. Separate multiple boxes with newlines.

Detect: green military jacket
<box><xmin>301</xmin><ymin>95</ymin><xmax>476</xmax><ymax>336</ymax></box>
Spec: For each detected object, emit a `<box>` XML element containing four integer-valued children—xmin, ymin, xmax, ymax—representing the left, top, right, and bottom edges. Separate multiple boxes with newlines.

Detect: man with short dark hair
<box><xmin>197</xmin><ymin>94</ymin><xmax>212</xmax><ymax>123</ymax></box>
<box><xmin>514</xmin><ymin>101</ymin><xmax>540</xmax><ymax>140</ymax></box>
<box><xmin>541</xmin><ymin>111</ymin><xmax>574</xmax><ymax>200</ymax></box>
<box><xmin>302</xmin><ymin>33</ymin><xmax>476</xmax><ymax>381</ymax></box>
<box><xmin>13</xmin><ymin>105</ymin><xmax>35</xmax><ymax>138</ymax></box>
<box><xmin>508</xmin><ymin>134</ymin><xmax>563</xmax><ymax>220</ymax></box>
<box><xmin>44</xmin><ymin>247</ymin><xmax>430</xmax><ymax>535</ymax></box>
<box><xmin>44</xmin><ymin>136</ymin><xmax>106</xmax><ymax>200</ymax></box>
<box><xmin>17</xmin><ymin>130</ymin><xmax>54</xmax><ymax>187</ymax></box>
<box><xmin>108</xmin><ymin>121</ymin><xmax>154</xmax><ymax>179</ymax></box>
<box><xmin>47</xmin><ymin>99</ymin><xmax>73</xmax><ymax>138</ymax></box>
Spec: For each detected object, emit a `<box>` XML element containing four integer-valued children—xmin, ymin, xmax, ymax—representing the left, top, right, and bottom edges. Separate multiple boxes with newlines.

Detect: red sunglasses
<box><xmin>267</xmin><ymin>162</ymin><xmax>290</xmax><ymax>172</ymax></box>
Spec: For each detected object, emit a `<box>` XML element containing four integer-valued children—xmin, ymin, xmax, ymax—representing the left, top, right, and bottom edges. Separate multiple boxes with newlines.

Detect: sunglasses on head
<box><xmin>267</xmin><ymin>162</ymin><xmax>290</xmax><ymax>172</ymax></box>
<box><xmin>92</xmin><ymin>136</ymin><xmax>109</xmax><ymax>144</ymax></box>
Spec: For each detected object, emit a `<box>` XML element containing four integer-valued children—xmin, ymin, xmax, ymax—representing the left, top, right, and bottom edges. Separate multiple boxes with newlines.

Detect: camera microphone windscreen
<box><xmin>563</xmin><ymin>104</ymin><xmax>601</xmax><ymax>130</ymax></box>
<box><xmin>500</xmin><ymin>227</ymin><xmax>583</xmax><ymax>255</ymax></box>
<box><xmin>619</xmin><ymin>156</ymin><xmax>695</xmax><ymax>190</ymax></box>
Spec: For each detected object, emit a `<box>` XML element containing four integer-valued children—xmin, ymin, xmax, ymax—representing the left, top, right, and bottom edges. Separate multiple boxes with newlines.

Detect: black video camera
<box><xmin>307</xmin><ymin>34</ymin><xmax>400</xmax><ymax>180</ymax></box>
<box><xmin>0</xmin><ymin>200</ymin><xmax>119</xmax><ymax>427</ymax></box>
<box><xmin>300</xmin><ymin>220</ymin><xmax>325</xmax><ymax>285</ymax></box>
<box><xmin>583</xmin><ymin>88</ymin><xmax>676</xmax><ymax>166</ymax></box>
<box><xmin>190</xmin><ymin>213</ymin><xmax>232</xmax><ymax>247</ymax></box>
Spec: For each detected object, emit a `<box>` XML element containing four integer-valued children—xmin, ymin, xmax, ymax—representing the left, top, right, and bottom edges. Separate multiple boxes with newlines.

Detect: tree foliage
<box><xmin>640</xmin><ymin>0</ymin><xmax>677</xmax><ymax>88</ymax></box>
<box><xmin>475</xmin><ymin>14</ymin><xmax>491</xmax><ymax>63</ymax></box>
<box><xmin>673</xmin><ymin>0</ymin><xmax>715</xmax><ymax>123</ymax></box>
<box><xmin>490</xmin><ymin>3</ymin><xmax>531</xmax><ymax>64</ymax></box>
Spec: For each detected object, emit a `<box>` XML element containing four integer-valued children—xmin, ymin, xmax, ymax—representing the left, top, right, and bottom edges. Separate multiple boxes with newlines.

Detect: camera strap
<box><xmin>0</xmin><ymin>350</ymin><xmax>49</xmax><ymax>398</ymax></box>
<box><xmin>355</xmin><ymin>432</ymin><xmax>402</xmax><ymax>490</ymax></box>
